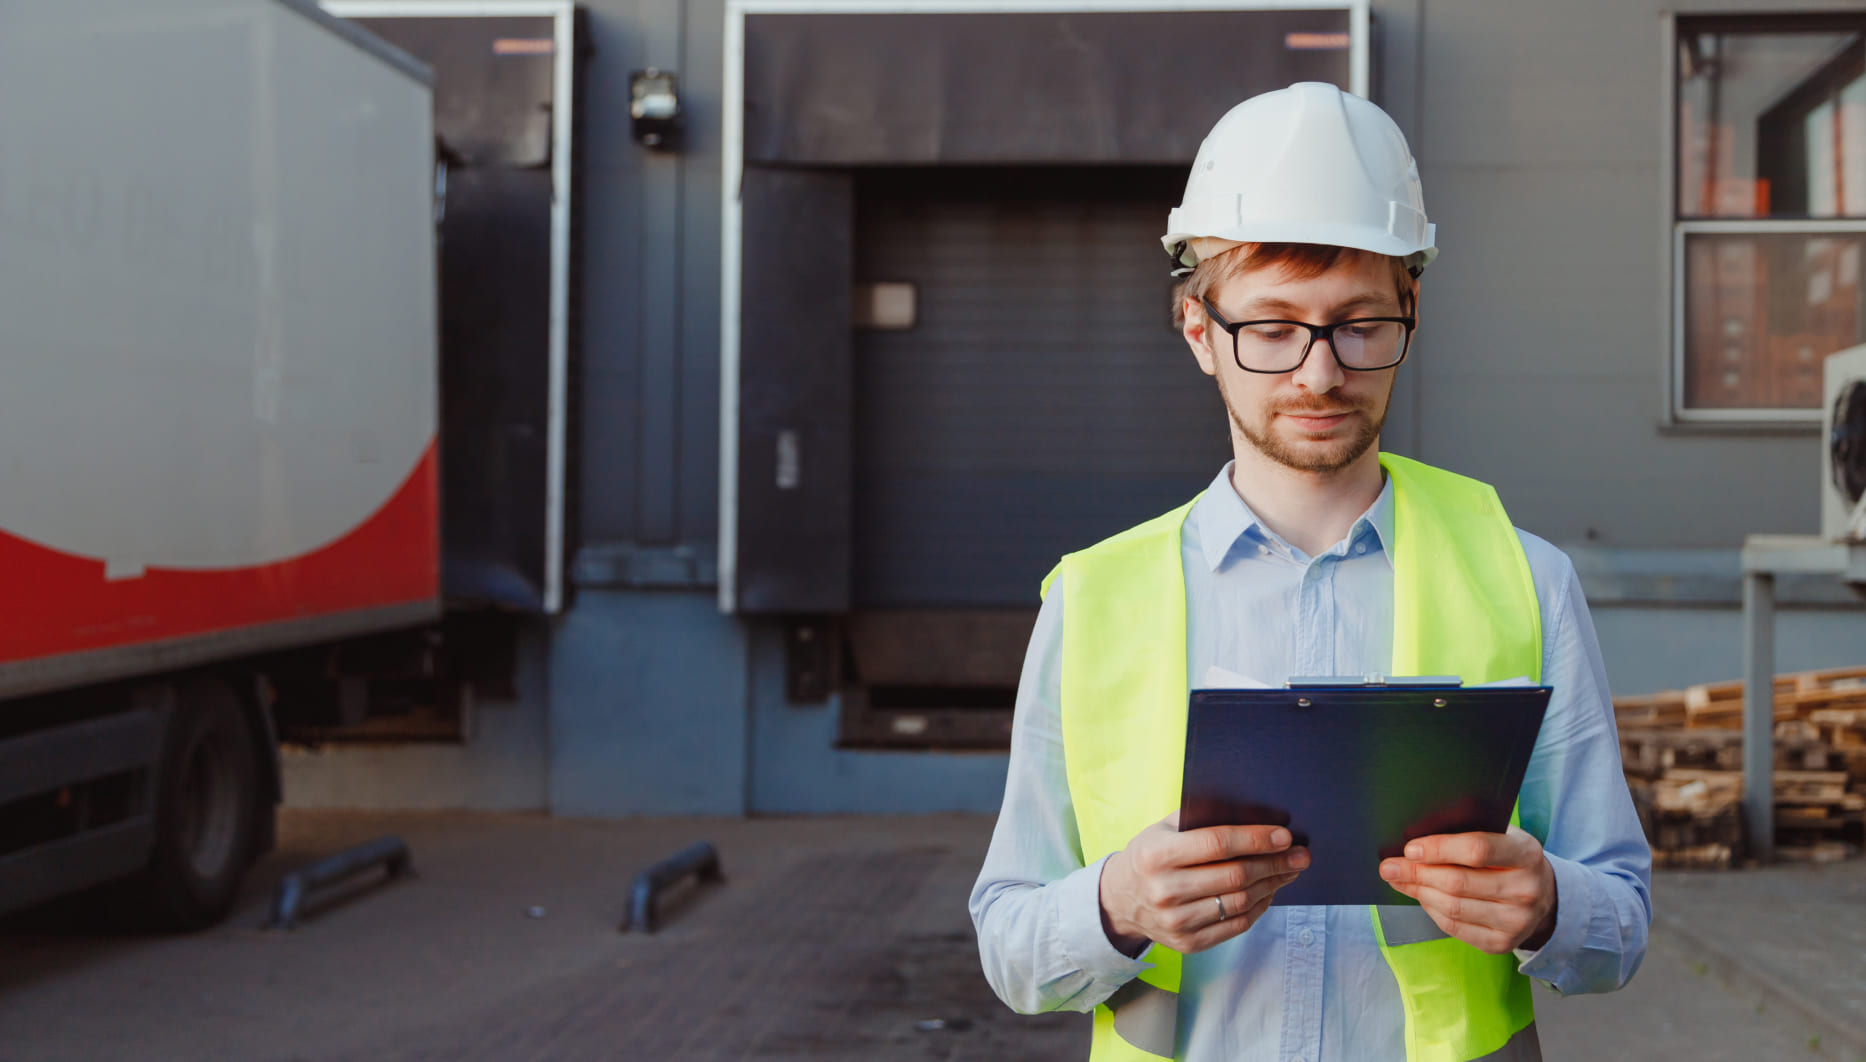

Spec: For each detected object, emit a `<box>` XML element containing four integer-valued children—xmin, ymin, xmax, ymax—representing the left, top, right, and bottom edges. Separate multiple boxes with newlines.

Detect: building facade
<box><xmin>286</xmin><ymin>0</ymin><xmax>1866</xmax><ymax>816</ymax></box>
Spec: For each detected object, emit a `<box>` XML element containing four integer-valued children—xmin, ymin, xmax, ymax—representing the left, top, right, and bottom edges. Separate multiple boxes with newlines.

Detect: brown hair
<box><xmin>1174</xmin><ymin>243</ymin><xmax>1417</xmax><ymax>329</ymax></box>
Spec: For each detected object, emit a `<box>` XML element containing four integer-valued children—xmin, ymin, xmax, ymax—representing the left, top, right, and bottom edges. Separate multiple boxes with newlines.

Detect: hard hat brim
<box><xmin>1162</xmin><ymin>221</ymin><xmax>1437</xmax><ymax>273</ymax></box>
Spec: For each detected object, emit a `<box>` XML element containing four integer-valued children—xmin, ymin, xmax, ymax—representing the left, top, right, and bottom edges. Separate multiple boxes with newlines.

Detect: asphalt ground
<box><xmin>0</xmin><ymin>811</ymin><xmax>1860</xmax><ymax>1061</ymax></box>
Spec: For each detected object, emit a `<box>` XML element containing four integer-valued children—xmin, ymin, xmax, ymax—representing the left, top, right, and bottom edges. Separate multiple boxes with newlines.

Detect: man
<box><xmin>970</xmin><ymin>83</ymin><xmax>1651</xmax><ymax>1062</ymax></box>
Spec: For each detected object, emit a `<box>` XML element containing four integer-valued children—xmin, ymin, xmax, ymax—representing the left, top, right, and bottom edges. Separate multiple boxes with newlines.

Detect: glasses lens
<box><xmin>1332</xmin><ymin>320</ymin><xmax>1407</xmax><ymax>369</ymax></box>
<box><xmin>1235</xmin><ymin>322</ymin><xmax>1311</xmax><ymax>372</ymax></box>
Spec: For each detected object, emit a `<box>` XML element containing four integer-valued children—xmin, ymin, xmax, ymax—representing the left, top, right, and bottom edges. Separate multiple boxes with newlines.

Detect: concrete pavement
<box><xmin>1647</xmin><ymin>857</ymin><xmax>1866</xmax><ymax>1059</ymax></box>
<box><xmin>0</xmin><ymin>811</ymin><xmax>1859</xmax><ymax>1061</ymax></box>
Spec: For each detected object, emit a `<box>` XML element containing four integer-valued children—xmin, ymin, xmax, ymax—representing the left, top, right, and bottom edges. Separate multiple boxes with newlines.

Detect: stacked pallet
<box><xmin>1616</xmin><ymin>666</ymin><xmax>1866</xmax><ymax>868</ymax></box>
<box><xmin>1630</xmin><ymin>764</ymin><xmax>1743</xmax><ymax>868</ymax></box>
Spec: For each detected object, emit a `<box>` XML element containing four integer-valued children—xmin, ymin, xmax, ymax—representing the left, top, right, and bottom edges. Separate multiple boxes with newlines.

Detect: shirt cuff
<box><xmin>1514</xmin><ymin>851</ymin><xmax>1592</xmax><ymax>990</ymax></box>
<box><xmin>1054</xmin><ymin>853</ymin><xmax>1153</xmax><ymax>986</ymax></box>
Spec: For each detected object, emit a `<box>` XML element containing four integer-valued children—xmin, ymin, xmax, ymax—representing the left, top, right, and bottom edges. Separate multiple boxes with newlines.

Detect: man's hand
<box><xmin>1378</xmin><ymin>825</ymin><xmax>1558</xmax><ymax>954</ymax></box>
<box><xmin>1098</xmin><ymin>814</ymin><xmax>1309</xmax><ymax>956</ymax></box>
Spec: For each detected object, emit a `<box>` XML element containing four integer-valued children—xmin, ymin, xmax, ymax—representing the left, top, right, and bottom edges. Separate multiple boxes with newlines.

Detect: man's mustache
<box><xmin>1271</xmin><ymin>397</ymin><xmax>1363</xmax><ymax>415</ymax></box>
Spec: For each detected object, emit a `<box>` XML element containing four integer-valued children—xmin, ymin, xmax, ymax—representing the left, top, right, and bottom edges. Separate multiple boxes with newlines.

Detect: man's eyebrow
<box><xmin>1236</xmin><ymin>291</ymin><xmax>1403</xmax><ymax>317</ymax></box>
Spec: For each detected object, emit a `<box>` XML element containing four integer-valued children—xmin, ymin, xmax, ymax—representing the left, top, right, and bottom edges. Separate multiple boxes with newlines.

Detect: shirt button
<box><xmin>1291</xmin><ymin>1056</ymin><xmax>1306</xmax><ymax>1062</ymax></box>
<box><xmin>1354</xmin><ymin>543</ymin><xmax>1368</xmax><ymax>555</ymax></box>
<box><xmin>1299</xmin><ymin>928</ymin><xmax>1315</xmax><ymax>946</ymax></box>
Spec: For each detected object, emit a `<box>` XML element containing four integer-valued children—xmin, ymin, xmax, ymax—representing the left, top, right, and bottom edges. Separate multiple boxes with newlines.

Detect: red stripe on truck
<box><xmin>0</xmin><ymin>441</ymin><xmax>440</xmax><ymax>666</ymax></box>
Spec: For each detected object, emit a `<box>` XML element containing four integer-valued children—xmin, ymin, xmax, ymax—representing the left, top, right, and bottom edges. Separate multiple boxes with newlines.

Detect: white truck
<box><xmin>0</xmin><ymin>0</ymin><xmax>440</xmax><ymax>927</ymax></box>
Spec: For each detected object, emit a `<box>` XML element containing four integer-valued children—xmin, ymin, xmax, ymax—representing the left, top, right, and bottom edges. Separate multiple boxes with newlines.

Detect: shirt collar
<box><xmin>1194</xmin><ymin>461</ymin><xmax>1396</xmax><ymax>571</ymax></box>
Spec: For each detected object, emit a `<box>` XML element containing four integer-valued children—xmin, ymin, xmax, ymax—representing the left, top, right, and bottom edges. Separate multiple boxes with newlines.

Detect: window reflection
<box><xmin>1679</xmin><ymin>27</ymin><xmax>1866</xmax><ymax>218</ymax></box>
<box><xmin>1684</xmin><ymin>233</ymin><xmax>1866</xmax><ymax>408</ymax></box>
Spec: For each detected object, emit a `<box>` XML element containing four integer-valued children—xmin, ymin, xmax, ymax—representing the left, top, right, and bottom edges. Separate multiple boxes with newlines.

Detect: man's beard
<box><xmin>1216</xmin><ymin>373</ymin><xmax>1387</xmax><ymax>475</ymax></box>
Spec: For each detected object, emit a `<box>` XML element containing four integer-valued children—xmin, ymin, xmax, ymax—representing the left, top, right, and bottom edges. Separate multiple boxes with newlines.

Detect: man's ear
<box><xmin>1182</xmin><ymin>296</ymin><xmax>1220</xmax><ymax>377</ymax></box>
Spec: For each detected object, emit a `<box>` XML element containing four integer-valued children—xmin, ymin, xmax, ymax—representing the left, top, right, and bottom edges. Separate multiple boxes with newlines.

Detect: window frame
<box><xmin>1664</xmin><ymin>11</ymin><xmax>1866</xmax><ymax>429</ymax></box>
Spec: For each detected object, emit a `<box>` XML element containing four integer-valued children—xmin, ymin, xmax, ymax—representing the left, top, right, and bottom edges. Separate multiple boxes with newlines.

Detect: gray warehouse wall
<box><xmin>1395</xmin><ymin>0</ymin><xmax>1866</xmax><ymax>707</ymax></box>
<box><xmin>575</xmin><ymin>0</ymin><xmax>724</xmax><ymax>550</ymax></box>
<box><xmin>552</xmin><ymin>0</ymin><xmax>750</xmax><ymax>815</ymax></box>
<box><xmin>1400</xmin><ymin>0</ymin><xmax>1858</xmax><ymax>547</ymax></box>
<box><xmin>1594</xmin><ymin>604</ymin><xmax>1866</xmax><ymax>696</ymax></box>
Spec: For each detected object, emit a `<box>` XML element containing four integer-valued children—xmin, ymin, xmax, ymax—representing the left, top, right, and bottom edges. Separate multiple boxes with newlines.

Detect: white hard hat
<box><xmin>1163</xmin><ymin>82</ymin><xmax>1436</xmax><ymax>276</ymax></box>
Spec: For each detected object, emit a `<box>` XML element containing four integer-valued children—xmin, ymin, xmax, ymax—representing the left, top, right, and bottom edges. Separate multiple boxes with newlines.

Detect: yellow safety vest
<box><xmin>1040</xmin><ymin>453</ymin><xmax>1544</xmax><ymax>1062</ymax></box>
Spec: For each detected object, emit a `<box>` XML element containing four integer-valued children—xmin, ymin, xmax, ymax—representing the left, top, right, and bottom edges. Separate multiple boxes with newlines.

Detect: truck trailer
<box><xmin>0</xmin><ymin>0</ymin><xmax>441</xmax><ymax>927</ymax></box>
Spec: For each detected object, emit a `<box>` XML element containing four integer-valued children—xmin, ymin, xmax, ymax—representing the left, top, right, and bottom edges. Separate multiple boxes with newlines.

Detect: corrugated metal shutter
<box><xmin>852</xmin><ymin>168</ymin><xmax>1230</xmax><ymax>608</ymax></box>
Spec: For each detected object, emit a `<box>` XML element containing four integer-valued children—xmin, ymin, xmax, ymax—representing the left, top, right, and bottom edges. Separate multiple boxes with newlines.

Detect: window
<box><xmin>1673</xmin><ymin>14</ymin><xmax>1866</xmax><ymax>422</ymax></box>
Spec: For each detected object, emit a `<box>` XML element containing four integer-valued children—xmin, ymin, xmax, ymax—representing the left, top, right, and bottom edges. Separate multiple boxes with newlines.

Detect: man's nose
<box><xmin>1291</xmin><ymin>333</ymin><xmax>1346</xmax><ymax>392</ymax></box>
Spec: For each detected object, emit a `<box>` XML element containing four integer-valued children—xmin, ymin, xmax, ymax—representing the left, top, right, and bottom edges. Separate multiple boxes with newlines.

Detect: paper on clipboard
<box><xmin>1202</xmin><ymin>665</ymin><xmax>1271</xmax><ymax>688</ymax></box>
<box><xmin>1201</xmin><ymin>665</ymin><xmax>1536</xmax><ymax>690</ymax></box>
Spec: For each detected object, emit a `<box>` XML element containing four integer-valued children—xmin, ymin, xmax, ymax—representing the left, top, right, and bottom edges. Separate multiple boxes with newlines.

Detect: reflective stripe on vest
<box><xmin>1040</xmin><ymin>453</ymin><xmax>1542</xmax><ymax>1062</ymax></box>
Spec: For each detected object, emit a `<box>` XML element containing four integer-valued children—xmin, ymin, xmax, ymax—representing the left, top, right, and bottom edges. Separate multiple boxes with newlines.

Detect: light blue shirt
<box><xmin>970</xmin><ymin>463</ymin><xmax>1653</xmax><ymax>1062</ymax></box>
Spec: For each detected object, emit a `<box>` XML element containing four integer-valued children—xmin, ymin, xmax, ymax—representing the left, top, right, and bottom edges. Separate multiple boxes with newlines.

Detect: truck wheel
<box><xmin>138</xmin><ymin>679</ymin><xmax>259</xmax><ymax>930</ymax></box>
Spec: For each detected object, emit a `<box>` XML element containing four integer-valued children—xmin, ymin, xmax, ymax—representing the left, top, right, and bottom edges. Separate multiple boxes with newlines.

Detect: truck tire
<box><xmin>137</xmin><ymin>678</ymin><xmax>259</xmax><ymax>930</ymax></box>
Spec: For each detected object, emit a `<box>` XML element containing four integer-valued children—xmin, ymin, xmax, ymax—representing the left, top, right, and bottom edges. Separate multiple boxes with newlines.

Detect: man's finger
<box><xmin>1399</xmin><ymin>882</ymin><xmax>1530</xmax><ymax>950</ymax></box>
<box><xmin>1209</xmin><ymin>869</ymin><xmax>1301</xmax><ymax>923</ymax></box>
<box><xmin>1388</xmin><ymin>860</ymin><xmax>1545</xmax><ymax>907</ymax></box>
<box><xmin>1173</xmin><ymin>871</ymin><xmax>1295</xmax><ymax>938</ymax></box>
<box><xmin>1169</xmin><ymin>848</ymin><xmax>1311</xmax><ymax>902</ymax></box>
<box><xmin>1388</xmin><ymin>884</ymin><xmax>1473</xmax><ymax>945</ymax></box>
<box><xmin>1182</xmin><ymin>888</ymin><xmax>1279</xmax><ymax>953</ymax></box>
<box><xmin>1380</xmin><ymin>859</ymin><xmax>1520</xmax><ymax>902</ymax></box>
<box><xmin>1165</xmin><ymin>824</ymin><xmax>1293</xmax><ymax>868</ymax></box>
<box><xmin>1401</xmin><ymin>830</ymin><xmax>1528</xmax><ymax>869</ymax></box>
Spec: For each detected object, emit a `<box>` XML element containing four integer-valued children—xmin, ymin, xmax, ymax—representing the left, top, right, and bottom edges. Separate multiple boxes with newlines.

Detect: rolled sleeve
<box><xmin>1516</xmin><ymin>852</ymin><xmax>1602</xmax><ymax>989</ymax></box>
<box><xmin>1055</xmin><ymin>853</ymin><xmax>1154</xmax><ymax>979</ymax></box>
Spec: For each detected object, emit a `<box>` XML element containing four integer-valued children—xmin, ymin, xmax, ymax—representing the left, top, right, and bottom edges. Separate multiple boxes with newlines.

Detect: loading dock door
<box><xmin>852</xmin><ymin>167</ymin><xmax>1226</xmax><ymax>608</ymax></box>
<box><xmin>326</xmin><ymin>3</ymin><xmax>577</xmax><ymax>614</ymax></box>
<box><xmin>723</xmin><ymin>2</ymin><xmax>1364</xmax><ymax>614</ymax></box>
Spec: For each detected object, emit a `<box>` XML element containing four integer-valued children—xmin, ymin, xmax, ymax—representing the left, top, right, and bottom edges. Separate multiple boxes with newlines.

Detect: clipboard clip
<box><xmin>1284</xmin><ymin>674</ymin><xmax>1464</xmax><ymax>689</ymax></box>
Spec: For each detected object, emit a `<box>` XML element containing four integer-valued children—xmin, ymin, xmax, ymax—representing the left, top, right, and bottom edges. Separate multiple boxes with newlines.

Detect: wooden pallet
<box><xmin>1809</xmin><ymin>708</ymin><xmax>1866</xmax><ymax>750</ymax></box>
<box><xmin>1619</xmin><ymin>729</ymin><xmax>1847</xmax><ymax>778</ymax></box>
<box><xmin>1777</xmin><ymin>841</ymin><xmax>1854</xmax><ymax>863</ymax></box>
<box><xmin>1616</xmin><ymin>666</ymin><xmax>1866</xmax><ymax>866</ymax></box>
<box><xmin>1652</xmin><ymin>843</ymin><xmax>1735</xmax><ymax>869</ymax></box>
<box><xmin>1642</xmin><ymin>770</ymin><xmax>1743</xmax><ymax>814</ymax></box>
<box><xmin>1613</xmin><ymin>666</ymin><xmax>1866</xmax><ymax>731</ymax></box>
<box><xmin>1683</xmin><ymin>689</ymin><xmax>1798</xmax><ymax>731</ymax></box>
<box><xmin>1628</xmin><ymin>772</ymin><xmax>1743</xmax><ymax>869</ymax></box>
<box><xmin>1614</xmin><ymin>690</ymin><xmax>1687</xmax><ymax>729</ymax></box>
<box><xmin>1777</xmin><ymin>770</ymin><xmax>1852</xmax><ymax>803</ymax></box>
<box><xmin>1662</xmin><ymin>768</ymin><xmax>1853</xmax><ymax>802</ymax></box>
<box><xmin>1619</xmin><ymin>728</ymin><xmax>1741</xmax><ymax>778</ymax></box>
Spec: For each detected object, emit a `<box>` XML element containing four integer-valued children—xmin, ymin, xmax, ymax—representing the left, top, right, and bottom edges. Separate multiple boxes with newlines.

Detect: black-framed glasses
<box><xmin>1201</xmin><ymin>298</ymin><xmax>1416</xmax><ymax>374</ymax></box>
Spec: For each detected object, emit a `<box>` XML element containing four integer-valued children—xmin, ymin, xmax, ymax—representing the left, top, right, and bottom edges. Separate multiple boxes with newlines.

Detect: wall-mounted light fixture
<box><xmin>629</xmin><ymin>69</ymin><xmax>682</xmax><ymax>150</ymax></box>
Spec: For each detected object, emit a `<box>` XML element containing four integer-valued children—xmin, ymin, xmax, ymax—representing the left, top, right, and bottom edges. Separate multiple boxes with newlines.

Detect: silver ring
<box><xmin>1214</xmin><ymin>895</ymin><xmax>1227</xmax><ymax>921</ymax></box>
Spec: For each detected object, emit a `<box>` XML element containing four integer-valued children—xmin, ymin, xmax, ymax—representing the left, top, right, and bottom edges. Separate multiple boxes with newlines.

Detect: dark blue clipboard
<box><xmin>1178</xmin><ymin>681</ymin><xmax>1551</xmax><ymax>906</ymax></box>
